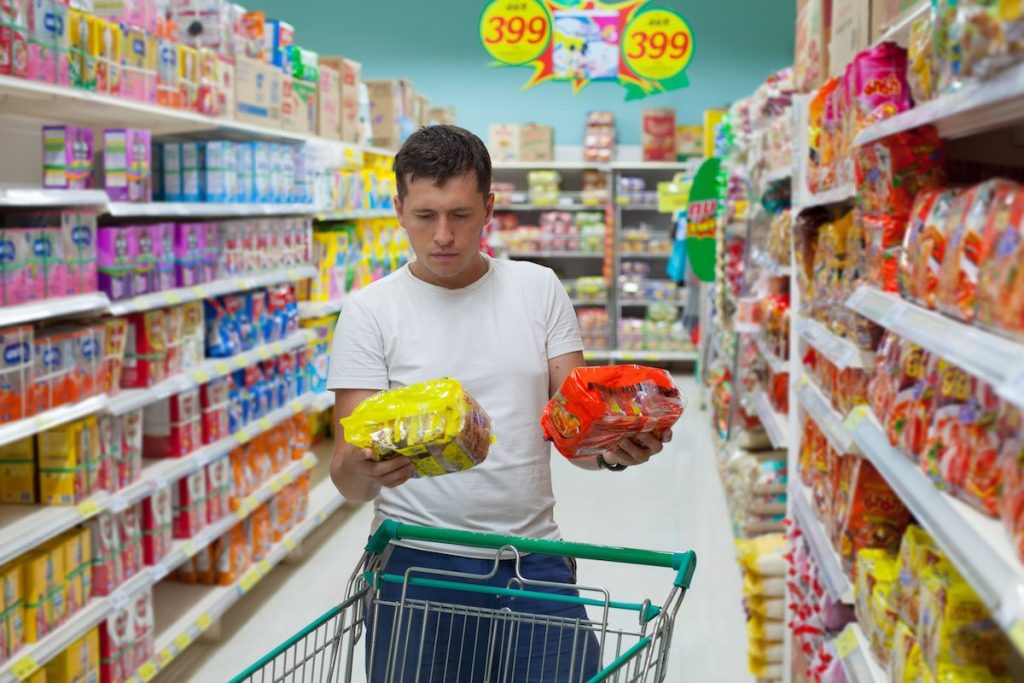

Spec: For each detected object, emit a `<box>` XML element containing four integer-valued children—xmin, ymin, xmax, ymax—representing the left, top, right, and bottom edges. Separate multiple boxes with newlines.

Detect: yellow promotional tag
<box><xmin>193</xmin><ymin>369</ymin><xmax>211</xmax><ymax>384</ymax></box>
<box><xmin>234</xmin><ymin>431</ymin><xmax>250</xmax><ymax>445</ymax></box>
<box><xmin>174</xmin><ymin>633</ymin><xmax>191</xmax><ymax>651</ymax></box>
<box><xmin>615</xmin><ymin>196</ymin><xmax>630</xmax><ymax>205</ymax></box>
<box><xmin>479</xmin><ymin>0</ymin><xmax>550</xmax><ymax>66</ymax></box>
<box><xmin>138</xmin><ymin>661</ymin><xmax>159</xmax><ymax>682</ymax></box>
<box><xmin>192</xmin><ymin>285</ymin><xmax>210</xmax><ymax>298</ymax></box>
<box><xmin>843</xmin><ymin>406</ymin><xmax>870</xmax><ymax>432</ymax></box>
<box><xmin>259</xmin><ymin>559</ymin><xmax>271</xmax><ymax>574</ymax></box>
<box><xmin>158</xmin><ymin>648</ymin><xmax>173</xmax><ymax>665</ymax></box>
<box><xmin>284</xmin><ymin>538</ymin><xmax>297</xmax><ymax>552</ymax></box>
<box><xmin>291</xmin><ymin>400</ymin><xmax>304</xmax><ymax>413</ymax></box>
<box><xmin>257</xmin><ymin>347</ymin><xmax>271</xmax><ymax>361</ymax></box>
<box><xmin>182</xmin><ymin>541</ymin><xmax>198</xmax><ymax>557</ymax></box>
<box><xmin>270</xmin><ymin>479</ymin><xmax>283</xmax><ymax>494</ymax></box>
<box><xmin>215</xmin><ymin>361</ymin><xmax>230</xmax><ymax>375</ymax></box>
<box><xmin>835</xmin><ymin>627</ymin><xmax>858</xmax><ymax>659</ymax></box>
<box><xmin>622</xmin><ymin>8</ymin><xmax>694</xmax><ymax>81</ymax></box>
<box><xmin>11</xmin><ymin>656</ymin><xmax>40</xmax><ymax>681</ymax></box>
<box><xmin>258</xmin><ymin>417</ymin><xmax>273</xmax><ymax>431</ymax></box>
<box><xmin>165</xmin><ymin>291</ymin><xmax>183</xmax><ymax>305</ymax></box>
<box><xmin>281</xmin><ymin>471</ymin><xmax>294</xmax><ymax>485</ymax></box>
<box><xmin>196</xmin><ymin>613</ymin><xmax>213</xmax><ymax>630</ymax></box>
<box><xmin>303</xmin><ymin>452</ymin><xmax>316</xmax><ymax>469</ymax></box>
<box><xmin>272</xmin><ymin>342</ymin><xmax>285</xmax><ymax>355</ymax></box>
<box><xmin>239</xmin><ymin>568</ymin><xmax>261</xmax><ymax>593</ymax></box>
<box><xmin>233</xmin><ymin>356</ymin><xmax>248</xmax><ymax>370</ymax></box>
<box><xmin>77</xmin><ymin>498</ymin><xmax>102</xmax><ymax>518</ymax></box>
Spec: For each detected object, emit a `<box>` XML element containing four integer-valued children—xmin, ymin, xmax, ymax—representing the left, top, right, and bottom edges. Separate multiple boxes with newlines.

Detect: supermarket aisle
<box><xmin>165</xmin><ymin>375</ymin><xmax>751</xmax><ymax>682</ymax></box>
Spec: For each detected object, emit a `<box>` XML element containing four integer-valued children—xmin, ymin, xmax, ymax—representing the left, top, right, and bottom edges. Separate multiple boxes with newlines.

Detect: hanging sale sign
<box><xmin>479</xmin><ymin>0</ymin><xmax>694</xmax><ymax>100</ymax></box>
<box><xmin>684</xmin><ymin>158</ymin><xmax>720</xmax><ymax>283</ymax></box>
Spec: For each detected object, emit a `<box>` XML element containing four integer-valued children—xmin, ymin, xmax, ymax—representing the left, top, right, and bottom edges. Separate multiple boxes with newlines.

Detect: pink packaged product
<box><xmin>0</xmin><ymin>228</ymin><xmax>36</xmax><ymax>306</ymax></box>
<box><xmin>143</xmin><ymin>388</ymin><xmax>201</xmax><ymax>458</ymax></box>
<box><xmin>206</xmin><ymin>455</ymin><xmax>231</xmax><ymax>523</ymax></box>
<box><xmin>32</xmin><ymin>226</ymin><xmax>66</xmax><ymax>299</ymax></box>
<box><xmin>98</xmin><ymin>226</ymin><xmax>137</xmax><ymax>301</ymax></box>
<box><xmin>89</xmin><ymin>513</ymin><xmax>124</xmax><ymax>597</ymax></box>
<box><xmin>100</xmin><ymin>604</ymin><xmax>132</xmax><ymax>683</ymax></box>
<box><xmin>27</xmin><ymin>0</ymin><xmax>69</xmax><ymax>85</ymax></box>
<box><xmin>118</xmin><ymin>409</ymin><xmax>143</xmax><ymax>488</ymax></box>
<box><xmin>173</xmin><ymin>222</ymin><xmax>207</xmax><ymax>287</ymax></box>
<box><xmin>848</xmin><ymin>43</ymin><xmax>912</xmax><ymax>139</ymax></box>
<box><xmin>133</xmin><ymin>224</ymin><xmax>156</xmax><ymax>297</ymax></box>
<box><xmin>118</xmin><ymin>503</ymin><xmax>143</xmax><ymax>581</ymax></box>
<box><xmin>62</xmin><ymin>211</ymin><xmax>99</xmax><ymax>295</ymax></box>
<box><xmin>42</xmin><ymin>125</ymin><xmax>95</xmax><ymax>190</ymax></box>
<box><xmin>200</xmin><ymin>376</ymin><xmax>229</xmax><ymax>444</ymax></box>
<box><xmin>220</xmin><ymin>220</ymin><xmax>243</xmax><ymax>275</ymax></box>
<box><xmin>141</xmin><ymin>485</ymin><xmax>172</xmax><ymax>565</ymax></box>
<box><xmin>173</xmin><ymin>468</ymin><xmax>207</xmax><ymax>539</ymax></box>
<box><xmin>153</xmin><ymin>222</ymin><xmax>175</xmax><ymax>292</ymax></box>
<box><xmin>120</xmin><ymin>26</ymin><xmax>155</xmax><ymax>103</ymax></box>
<box><xmin>103</xmin><ymin>128</ymin><xmax>152</xmax><ymax>203</ymax></box>
<box><xmin>97</xmin><ymin>414</ymin><xmax>121</xmax><ymax>492</ymax></box>
<box><xmin>131</xmin><ymin>589</ymin><xmax>155</xmax><ymax>674</ymax></box>
<box><xmin>94</xmin><ymin>0</ymin><xmax>158</xmax><ymax>33</ymax></box>
<box><xmin>203</xmin><ymin>221</ymin><xmax>220</xmax><ymax>280</ymax></box>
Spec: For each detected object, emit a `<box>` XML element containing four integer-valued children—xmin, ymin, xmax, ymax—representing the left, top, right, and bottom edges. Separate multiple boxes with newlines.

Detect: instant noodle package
<box><xmin>541</xmin><ymin>366</ymin><xmax>686</xmax><ymax>460</ymax></box>
<box><xmin>341</xmin><ymin>379</ymin><xmax>493</xmax><ymax>477</ymax></box>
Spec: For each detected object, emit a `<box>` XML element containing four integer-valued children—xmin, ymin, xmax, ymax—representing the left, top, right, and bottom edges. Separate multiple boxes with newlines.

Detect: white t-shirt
<box><xmin>327</xmin><ymin>255</ymin><xmax>584</xmax><ymax>554</ymax></box>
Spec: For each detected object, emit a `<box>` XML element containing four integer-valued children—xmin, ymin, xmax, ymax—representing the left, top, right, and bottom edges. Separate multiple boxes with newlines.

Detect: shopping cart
<box><xmin>232</xmin><ymin>520</ymin><xmax>697</xmax><ymax>683</ymax></box>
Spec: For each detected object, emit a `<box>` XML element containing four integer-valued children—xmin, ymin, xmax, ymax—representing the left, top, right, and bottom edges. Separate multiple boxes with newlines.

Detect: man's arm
<box><xmin>547</xmin><ymin>351</ymin><xmax>672</xmax><ymax>470</ymax></box>
<box><xmin>330</xmin><ymin>388</ymin><xmax>414</xmax><ymax>502</ymax></box>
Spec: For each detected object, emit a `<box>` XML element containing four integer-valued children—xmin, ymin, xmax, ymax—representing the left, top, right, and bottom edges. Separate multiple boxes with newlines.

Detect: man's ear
<box><xmin>394</xmin><ymin>195</ymin><xmax>404</xmax><ymax>225</ymax></box>
<box><xmin>484</xmin><ymin>192</ymin><xmax>495</xmax><ymax>224</ymax></box>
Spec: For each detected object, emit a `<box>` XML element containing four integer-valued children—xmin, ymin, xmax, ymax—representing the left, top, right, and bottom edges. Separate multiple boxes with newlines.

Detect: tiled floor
<box><xmin>164</xmin><ymin>376</ymin><xmax>752</xmax><ymax>682</ymax></box>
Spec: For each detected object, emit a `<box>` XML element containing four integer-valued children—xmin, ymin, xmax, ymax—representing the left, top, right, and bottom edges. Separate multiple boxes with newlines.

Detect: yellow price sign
<box><xmin>238</xmin><ymin>567</ymin><xmax>261</xmax><ymax>593</ymax></box>
<box><xmin>182</xmin><ymin>541</ymin><xmax>198</xmax><ymax>557</ymax></box>
<box><xmin>281</xmin><ymin>471</ymin><xmax>294</xmax><ymax>485</ymax></box>
<box><xmin>291</xmin><ymin>400</ymin><xmax>304</xmax><ymax>413</ymax></box>
<box><xmin>11</xmin><ymin>655</ymin><xmax>40</xmax><ymax>680</ymax></box>
<box><xmin>157</xmin><ymin>649</ymin><xmax>173</xmax><ymax>666</ymax></box>
<box><xmin>215</xmin><ymin>361</ymin><xmax>230</xmax><ymax>375</ymax></box>
<box><xmin>622</xmin><ymin>8</ymin><xmax>694</xmax><ymax>82</ymax></box>
<box><xmin>234</xmin><ymin>431</ymin><xmax>250</xmax><ymax>445</ymax></box>
<box><xmin>479</xmin><ymin>0</ymin><xmax>551</xmax><ymax>66</ymax></box>
<box><xmin>196</xmin><ymin>613</ymin><xmax>213</xmax><ymax>630</ymax></box>
<box><xmin>284</xmin><ymin>538</ymin><xmax>297</xmax><ymax>552</ymax></box>
<box><xmin>257</xmin><ymin>347</ymin><xmax>271</xmax><ymax>361</ymax></box>
<box><xmin>270</xmin><ymin>478</ymin><xmax>284</xmax><ymax>494</ymax></box>
<box><xmin>191</xmin><ymin>285</ymin><xmax>210</xmax><ymax>298</ymax></box>
<box><xmin>835</xmin><ymin>627</ymin><xmax>858</xmax><ymax>659</ymax></box>
<box><xmin>843</xmin><ymin>406</ymin><xmax>870</xmax><ymax>432</ymax></box>
<box><xmin>258</xmin><ymin>417</ymin><xmax>273</xmax><ymax>431</ymax></box>
<box><xmin>77</xmin><ymin>498</ymin><xmax>102</xmax><ymax>518</ymax></box>
<box><xmin>174</xmin><ymin>633</ymin><xmax>192</xmax><ymax>651</ymax></box>
<box><xmin>165</xmin><ymin>290</ymin><xmax>183</xmax><ymax>305</ymax></box>
<box><xmin>259</xmin><ymin>559</ymin><xmax>271</xmax><ymax>574</ymax></box>
<box><xmin>138</xmin><ymin>661</ymin><xmax>159</xmax><ymax>682</ymax></box>
<box><xmin>193</xmin><ymin>369</ymin><xmax>211</xmax><ymax>384</ymax></box>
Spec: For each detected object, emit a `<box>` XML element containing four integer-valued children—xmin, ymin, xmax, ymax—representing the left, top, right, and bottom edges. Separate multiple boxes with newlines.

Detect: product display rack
<box><xmin>491</xmin><ymin>160</ymin><xmax>699</xmax><ymax>362</ymax></box>
<box><xmin>0</xmin><ymin>453</ymin><xmax>320</xmax><ymax>683</ymax></box>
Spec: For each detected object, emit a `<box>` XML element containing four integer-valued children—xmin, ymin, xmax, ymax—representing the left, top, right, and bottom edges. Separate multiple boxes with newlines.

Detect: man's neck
<box><xmin>410</xmin><ymin>253</ymin><xmax>489</xmax><ymax>290</ymax></box>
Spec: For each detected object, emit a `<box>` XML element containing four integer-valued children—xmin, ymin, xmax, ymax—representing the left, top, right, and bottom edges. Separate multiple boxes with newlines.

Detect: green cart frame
<box><xmin>232</xmin><ymin>520</ymin><xmax>697</xmax><ymax>683</ymax></box>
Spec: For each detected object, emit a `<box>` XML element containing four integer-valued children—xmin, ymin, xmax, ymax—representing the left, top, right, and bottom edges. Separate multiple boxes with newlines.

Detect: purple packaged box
<box><xmin>43</xmin><ymin>126</ymin><xmax>95</xmax><ymax>190</ymax></box>
<box><xmin>173</xmin><ymin>223</ymin><xmax>205</xmax><ymax>287</ymax></box>
<box><xmin>152</xmin><ymin>222</ymin><xmax>175</xmax><ymax>292</ymax></box>
<box><xmin>103</xmin><ymin>128</ymin><xmax>153</xmax><ymax>202</ymax></box>
<box><xmin>97</xmin><ymin>226</ymin><xmax>137</xmax><ymax>301</ymax></box>
<box><xmin>134</xmin><ymin>224</ymin><xmax>157</xmax><ymax>296</ymax></box>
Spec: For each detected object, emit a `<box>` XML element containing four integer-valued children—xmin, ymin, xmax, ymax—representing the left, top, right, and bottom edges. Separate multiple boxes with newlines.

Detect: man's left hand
<box><xmin>603</xmin><ymin>429</ymin><xmax>673</xmax><ymax>468</ymax></box>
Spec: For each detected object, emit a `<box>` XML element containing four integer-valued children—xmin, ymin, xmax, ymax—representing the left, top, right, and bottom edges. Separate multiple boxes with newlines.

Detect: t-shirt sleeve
<box><xmin>326</xmin><ymin>296</ymin><xmax>390</xmax><ymax>391</ymax></box>
<box><xmin>544</xmin><ymin>269</ymin><xmax>584</xmax><ymax>359</ymax></box>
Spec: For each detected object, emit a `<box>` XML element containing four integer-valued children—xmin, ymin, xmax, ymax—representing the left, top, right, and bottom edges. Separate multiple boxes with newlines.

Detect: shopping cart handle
<box><xmin>366</xmin><ymin>520</ymin><xmax>697</xmax><ymax>589</ymax></box>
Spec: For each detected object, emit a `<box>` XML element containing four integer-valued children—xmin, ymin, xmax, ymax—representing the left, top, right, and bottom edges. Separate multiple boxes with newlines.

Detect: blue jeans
<box><xmin>364</xmin><ymin>544</ymin><xmax>602</xmax><ymax>682</ymax></box>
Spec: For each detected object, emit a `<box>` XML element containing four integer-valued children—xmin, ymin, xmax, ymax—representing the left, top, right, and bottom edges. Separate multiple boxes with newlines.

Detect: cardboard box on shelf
<box><xmin>831</xmin><ymin>0</ymin><xmax>870</xmax><ymax>74</ymax></box>
<box><xmin>282</xmin><ymin>77</ymin><xmax>317</xmax><ymax>135</ymax></box>
<box><xmin>320</xmin><ymin>56</ymin><xmax>363</xmax><ymax>143</ymax></box>
<box><xmin>870</xmin><ymin>0</ymin><xmax>926</xmax><ymax>41</ymax></box>
<box><xmin>317</xmin><ymin>64</ymin><xmax>342</xmax><ymax>140</ymax></box>
<box><xmin>427</xmin><ymin>106</ymin><xmax>456</xmax><ymax>126</ymax></box>
<box><xmin>488</xmin><ymin>124</ymin><xmax>554</xmax><ymax>162</ymax></box>
<box><xmin>415</xmin><ymin>94</ymin><xmax>430</xmax><ymax>129</ymax></box>
<box><xmin>641</xmin><ymin>109</ymin><xmax>676</xmax><ymax>161</ymax></box>
<box><xmin>235</xmin><ymin>56</ymin><xmax>282</xmax><ymax>128</ymax></box>
<box><xmin>676</xmin><ymin>124</ymin><xmax>704</xmax><ymax>158</ymax></box>
<box><xmin>365</xmin><ymin>78</ymin><xmax>410</xmax><ymax>150</ymax></box>
<box><xmin>795</xmin><ymin>0</ymin><xmax>831</xmax><ymax>92</ymax></box>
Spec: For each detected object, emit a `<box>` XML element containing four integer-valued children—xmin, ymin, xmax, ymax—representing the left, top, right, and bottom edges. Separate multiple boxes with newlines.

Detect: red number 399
<box><xmin>627</xmin><ymin>30</ymin><xmax>690</xmax><ymax>60</ymax></box>
<box><xmin>485</xmin><ymin>15</ymin><xmax>548</xmax><ymax>45</ymax></box>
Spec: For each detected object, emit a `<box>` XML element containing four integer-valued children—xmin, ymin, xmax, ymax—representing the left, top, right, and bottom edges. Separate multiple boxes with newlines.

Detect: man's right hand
<box><xmin>350</xmin><ymin>449</ymin><xmax>415</xmax><ymax>489</ymax></box>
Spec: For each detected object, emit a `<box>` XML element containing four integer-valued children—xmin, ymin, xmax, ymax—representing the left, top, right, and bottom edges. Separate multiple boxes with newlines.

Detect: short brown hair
<box><xmin>394</xmin><ymin>125</ymin><xmax>492</xmax><ymax>199</ymax></box>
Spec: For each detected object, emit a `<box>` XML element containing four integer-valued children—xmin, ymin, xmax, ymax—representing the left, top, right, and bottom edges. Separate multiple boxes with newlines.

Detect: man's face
<box><xmin>395</xmin><ymin>171</ymin><xmax>494</xmax><ymax>287</ymax></box>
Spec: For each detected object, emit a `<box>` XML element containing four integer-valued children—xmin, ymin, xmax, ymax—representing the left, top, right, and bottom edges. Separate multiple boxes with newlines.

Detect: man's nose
<box><xmin>434</xmin><ymin>218</ymin><xmax>455</xmax><ymax>246</ymax></box>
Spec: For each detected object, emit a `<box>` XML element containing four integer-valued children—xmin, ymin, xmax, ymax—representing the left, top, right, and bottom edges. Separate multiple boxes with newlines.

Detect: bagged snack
<box><xmin>341</xmin><ymin>378</ymin><xmax>493</xmax><ymax>477</ymax></box>
<box><xmin>892</xmin><ymin>526</ymin><xmax>943</xmax><ymax>629</ymax></box>
<box><xmin>854</xmin><ymin>127</ymin><xmax>946</xmax><ymax>221</ymax></box>
<box><xmin>961</xmin><ymin>382</ymin><xmax>1002</xmax><ymax>516</ymax></box>
<box><xmin>908</xmin><ymin>16</ymin><xmax>936</xmax><ymax>103</ymax></box>
<box><xmin>998</xmin><ymin>404</ymin><xmax>1024</xmax><ymax>559</ymax></box>
<box><xmin>977</xmin><ymin>186</ymin><xmax>1024</xmax><ymax>338</ymax></box>
<box><xmin>541</xmin><ymin>366</ymin><xmax>685</xmax><ymax>459</ymax></box>
<box><xmin>937</xmin><ymin>180</ymin><xmax>1019</xmax><ymax>322</ymax></box>
<box><xmin>848</xmin><ymin>43</ymin><xmax>912</xmax><ymax>138</ymax></box>
<box><xmin>899</xmin><ymin>188</ymin><xmax>958</xmax><ymax>307</ymax></box>
<box><xmin>883</xmin><ymin>339</ymin><xmax>929</xmax><ymax>453</ymax></box>
<box><xmin>921</xmin><ymin>358</ymin><xmax>974</xmax><ymax>491</ymax></box>
<box><xmin>836</xmin><ymin>456</ymin><xmax>911</xmax><ymax>575</ymax></box>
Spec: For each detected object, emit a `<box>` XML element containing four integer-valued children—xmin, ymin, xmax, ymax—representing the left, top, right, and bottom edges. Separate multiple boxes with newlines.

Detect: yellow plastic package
<box><xmin>892</xmin><ymin>525</ymin><xmax>942</xmax><ymax>628</ymax></box>
<box><xmin>341</xmin><ymin>379</ymin><xmax>493</xmax><ymax>478</ymax></box>
<box><xmin>853</xmin><ymin>548</ymin><xmax>898</xmax><ymax>661</ymax></box>
<box><xmin>888</xmin><ymin>620</ymin><xmax>918</xmax><ymax>683</ymax></box>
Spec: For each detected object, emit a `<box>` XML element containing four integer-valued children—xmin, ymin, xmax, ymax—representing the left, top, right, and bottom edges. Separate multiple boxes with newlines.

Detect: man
<box><xmin>328</xmin><ymin>125</ymin><xmax>672</xmax><ymax>681</ymax></box>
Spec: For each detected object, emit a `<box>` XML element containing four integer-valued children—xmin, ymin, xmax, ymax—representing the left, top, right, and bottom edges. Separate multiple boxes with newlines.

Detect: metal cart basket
<box><xmin>232</xmin><ymin>520</ymin><xmax>697</xmax><ymax>683</ymax></box>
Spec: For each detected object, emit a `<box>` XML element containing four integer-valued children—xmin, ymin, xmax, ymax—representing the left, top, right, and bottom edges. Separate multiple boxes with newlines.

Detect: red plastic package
<box><xmin>541</xmin><ymin>365</ymin><xmax>686</xmax><ymax>459</ymax></box>
<box><xmin>921</xmin><ymin>358</ymin><xmax>974</xmax><ymax>490</ymax></box>
<box><xmin>835</xmin><ymin>456</ymin><xmax>912</xmax><ymax>575</ymax></box>
<box><xmin>853</xmin><ymin>126</ymin><xmax>946</xmax><ymax>219</ymax></box>
<box><xmin>861</xmin><ymin>213</ymin><xmax>906</xmax><ymax>292</ymax></box>
<box><xmin>977</xmin><ymin>186</ymin><xmax>1024</xmax><ymax>338</ymax></box>
<box><xmin>998</xmin><ymin>404</ymin><xmax>1024</xmax><ymax>558</ymax></box>
<box><xmin>898</xmin><ymin>188</ymin><xmax>958</xmax><ymax>307</ymax></box>
<box><xmin>961</xmin><ymin>382</ymin><xmax>1002</xmax><ymax>517</ymax></box>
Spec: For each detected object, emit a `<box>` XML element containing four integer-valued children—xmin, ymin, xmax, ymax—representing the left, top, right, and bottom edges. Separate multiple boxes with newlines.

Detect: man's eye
<box><xmin>415</xmin><ymin>213</ymin><xmax>435</xmax><ymax>220</ymax></box>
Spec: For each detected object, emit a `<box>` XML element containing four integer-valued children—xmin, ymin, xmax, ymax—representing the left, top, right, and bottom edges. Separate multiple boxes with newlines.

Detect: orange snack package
<box><xmin>960</xmin><ymin>383</ymin><xmax>1002</xmax><ymax>517</ymax></box>
<box><xmin>998</xmin><ymin>404</ymin><xmax>1024</xmax><ymax>559</ymax></box>
<box><xmin>898</xmin><ymin>188</ymin><xmax>956</xmax><ymax>307</ymax></box>
<box><xmin>937</xmin><ymin>180</ymin><xmax>1019</xmax><ymax>322</ymax></box>
<box><xmin>977</xmin><ymin>187</ymin><xmax>1024</xmax><ymax>338</ymax></box>
<box><xmin>921</xmin><ymin>358</ymin><xmax>974</xmax><ymax>491</ymax></box>
<box><xmin>836</xmin><ymin>456</ymin><xmax>912</xmax><ymax>575</ymax></box>
<box><xmin>541</xmin><ymin>366</ymin><xmax>686</xmax><ymax>459</ymax></box>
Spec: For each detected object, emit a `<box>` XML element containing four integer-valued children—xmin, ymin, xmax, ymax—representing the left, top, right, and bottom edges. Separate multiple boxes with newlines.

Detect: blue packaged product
<box><xmin>181</xmin><ymin>142</ymin><xmax>205</xmax><ymax>202</ymax></box>
<box><xmin>204</xmin><ymin>141</ymin><xmax>232</xmax><ymax>203</ymax></box>
<box><xmin>235</xmin><ymin>143</ymin><xmax>254</xmax><ymax>203</ymax></box>
<box><xmin>253</xmin><ymin>143</ymin><xmax>271</xmax><ymax>202</ymax></box>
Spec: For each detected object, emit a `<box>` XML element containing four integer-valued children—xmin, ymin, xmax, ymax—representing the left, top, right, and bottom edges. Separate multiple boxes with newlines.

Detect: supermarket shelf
<box><xmin>363</xmin><ymin>145</ymin><xmax>396</xmax><ymax>158</ymax></box>
<box><xmin>798</xmin><ymin>183</ymin><xmax>855</xmax><ymax>210</ymax></box>
<box><xmin>790</xmin><ymin>482</ymin><xmax>854</xmax><ymax>604</ymax></box>
<box><xmin>495</xmin><ymin>203</ymin><xmax>603</xmax><ymax>211</ymax></box>
<box><xmin>507</xmin><ymin>251</ymin><xmax>605</xmax><ymax>260</ymax></box>
<box><xmin>314</xmin><ymin>208</ymin><xmax>394</xmax><ymax>221</ymax></box>
<box><xmin>583</xmin><ymin>349</ymin><xmax>697</xmax><ymax>363</ymax></box>
<box><xmin>298</xmin><ymin>297</ymin><xmax>345</xmax><ymax>319</ymax></box>
<box><xmin>108</xmin><ymin>264</ymin><xmax>316</xmax><ymax>316</ymax></box>
<box><xmin>619</xmin><ymin>300</ymin><xmax>685</xmax><ymax>308</ymax></box>
<box><xmin>746</xmin><ymin>389</ymin><xmax>788</xmax><ymax>449</ymax></box>
<box><xmin>0</xmin><ymin>394</ymin><xmax>108</xmax><ymax>448</ymax></box>
<box><xmin>846</xmin><ymin>406</ymin><xmax>1024</xmax><ymax>647</ymax></box>
<box><xmin>872</xmin><ymin>1</ymin><xmax>928</xmax><ymax>48</ymax></box>
<box><xmin>795</xmin><ymin>376</ymin><xmax>859</xmax><ymax>454</ymax></box>
<box><xmin>751</xmin><ymin>250</ymin><xmax>791</xmax><ymax>277</ymax></box>
<box><xmin>0</xmin><ymin>292</ymin><xmax>111</xmax><ymax>327</ymax></box>
<box><xmin>107</xmin><ymin>329</ymin><xmax>314</xmax><ymax>415</ymax></box>
<box><xmin>610</xmin><ymin>161</ymin><xmax>698</xmax><ymax>171</ymax></box>
<box><xmin>106</xmin><ymin>202</ymin><xmax>317</xmax><ymax>218</ymax></box>
<box><xmin>856</xmin><ymin>59</ymin><xmax>1024</xmax><ymax>145</ymax></box>
<box><xmin>0</xmin><ymin>392</ymin><xmax>317</xmax><ymax>570</ymax></box>
<box><xmin>492</xmin><ymin>161</ymin><xmax>611</xmax><ymax>171</ymax></box>
<box><xmin>618</xmin><ymin>203</ymin><xmax>661</xmax><ymax>211</ymax></box>
<box><xmin>846</xmin><ymin>285</ymin><xmax>1024</xmax><ymax>407</ymax></box>
<box><xmin>307</xmin><ymin>391</ymin><xmax>335</xmax><ymax>413</ymax></box>
<box><xmin>832</xmin><ymin>623</ymin><xmax>886</xmax><ymax>683</ymax></box>
<box><xmin>754</xmin><ymin>335</ymin><xmax>788</xmax><ymax>375</ymax></box>
<box><xmin>797</xmin><ymin>318</ymin><xmax>875</xmax><ymax>370</ymax></box>
<box><xmin>124</xmin><ymin>477</ymin><xmax>345</xmax><ymax>683</ymax></box>
<box><xmin>0</xmin><ymin>457</ymin><xmax>317</xmax><ymax>683</ymax></box>
<box><xmin>0</xmin><ymin>187</ymin><xmax>109</xmax><ymax>207</ymax></box>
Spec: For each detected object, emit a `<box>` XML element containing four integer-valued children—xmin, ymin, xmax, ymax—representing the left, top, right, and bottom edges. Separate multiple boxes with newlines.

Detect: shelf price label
<box><xmin>77</xmin><ymin>498</ymin><xmax>102</xmax><ymax>518</ymax></box>
<box><xmin>138</xmin><ymin>661</ymin><xmax>159</xmax><ymax>682</ymax></box>
<box><xmin>843</xmin><ymin>406</ymin><xmax>870</xmax><ymax>433</ymax></box>
<box><xmin>284</xmin><ymin>538</ymin><xmax>297</xmax><ymax>552</ymax></box>
<box><xmin>270</xmin><ymin>478</ymin><xmax>284</xmax><ymax>494</ymax></box>
<box><xmin>214</xmin><ymin>361</ymin><xmax>230</xmax><ymax>375</ymax></box>
<box><xmin>835</xmin><ymin>627</ymin><xmax>858</xmax><ymax>659</ymax></box>
<box><xmin>258</xmin><ymin>417</ymin><xmax>273</xmax><ymax>431</ymax></box>
<box><xmin>11</xmin><ymin>655</ymin><xmax>40</xmax><ymax>681</ymax></box>
<box><xmin>196</xmin><ymin>613</ymin><xmax>213</xmax><ymax>630</ymax></box>
<box><xmin>157</xmin><ymin>649</ymin><xmax>173</xmax><ymax>666</ymax></box>
<box><xmin>238</xmin><ymin>567</ymin><xmax>262</xmax><ymax>593</ymax></box>
<box><xmin>479</xmin><ymin>0</ymin><xmax>551</xmax><ymax>66</ymax></box>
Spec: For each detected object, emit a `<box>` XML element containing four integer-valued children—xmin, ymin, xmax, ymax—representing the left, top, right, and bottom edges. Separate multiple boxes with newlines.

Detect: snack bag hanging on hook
<box><xmin>541</xmin><ymin>365</ymin><xmax>686</xmax><ymax>459</ymax></box>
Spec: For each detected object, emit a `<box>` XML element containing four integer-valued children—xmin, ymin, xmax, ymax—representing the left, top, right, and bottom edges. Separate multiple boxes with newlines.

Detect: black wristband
<box><xmin>597</xmin><ymin>453</ymin><xmax>628</xmax><ymax>472</ymax></box>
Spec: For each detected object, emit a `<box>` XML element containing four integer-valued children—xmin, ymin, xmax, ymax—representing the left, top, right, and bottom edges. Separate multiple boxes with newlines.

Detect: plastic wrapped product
<box><xmin>921</xmin><ymin>358</ymin><xmax>974</xmax><ymax>491</ymax></box>
<box><xmin>898</xmin><ymin>188</ymin><xmax>957</xmax><ymax>307</ymax></box>
<box><xmin>835</xmin><ymin>457</ymin><xmax>911</xmax><ymax>575</ymax></box>
<box><xmin>341</xmin><ymin>378</ymin><xmax>493</xmax><ymax>477</ymax></box>
<box><xmin>541</xmin><ymin>366</ymin><xmax>685</xmax><ymax>459</ymax></box>
<box><xmin>977</xmin><ymin>186</ymin><xmax>1024</xmax><ymax>338</ymax></box>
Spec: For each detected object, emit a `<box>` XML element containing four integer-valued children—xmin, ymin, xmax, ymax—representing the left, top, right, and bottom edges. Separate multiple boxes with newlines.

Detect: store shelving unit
<box><xmin>789</xmin><ymin>482</ymin><xmax>853</xmax><ymax>604</ymax></box>
<box><xmin>796</xmin><ymin>318</ymin><xmax>875</xmax><ymax>370</ymax></box>
<box><xmin>507</xmin><ymin>251</ymin><xmax>605</xmax><ymax>260</ymax></box>
<box><xmin>754</xmin><ymin>335</ymin><xmax>788</xmax><ymax>375</ymax></box>
<box><xmin>122</xmin><ymin>476</ymin><xmax>345</xmax><ymax>683</ymax></box>
<box><xmin>0</xmin><ymin>454</ymin><xmax>319</xmax><ymax>683</ymax></box>
<box><xmin>0</xmin><ymin>395</ymin><xmax>108</xmax><ymax>448</ymax></box>
<box><xmin>0</xmin><ymin>292</ymin><xmax>112</xmax><ymax>327</ymax></box>
<box><xmin>831</xmin><ymin>624</ymin><xmax>886</xmax><ymax>683</ymax></box>
<box><xmin>0</xmin><ymin>187</ymin><xmax>109</xmax><ymax>207</ymax></box>
<box><xmin>298</xmin><ymin>298</ymin><xmax>345</xmax><ymax>319</ymax></box>
<box><xmin>746</xmin><ymin>389</ymin><xmax>788</xmax><ymax>450</ymax></box>
<box><xmin>106</xmin><ymin>202</ymin><xmax>318</xmax><ymax>218</ymax></box>
<box><xmin>315</xmin><ymin>208</ymin><xmax>394</xmax><ymax>221</ymax></box>
<box><xmin>794</xmin><ymin>376</ymin><xmax>859</xmax><ymax>455</ymax></box>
